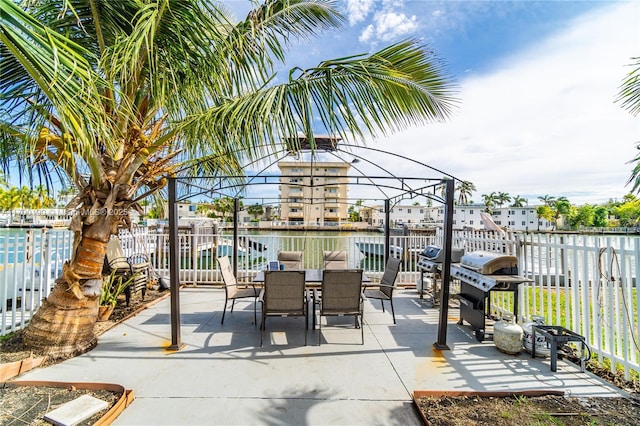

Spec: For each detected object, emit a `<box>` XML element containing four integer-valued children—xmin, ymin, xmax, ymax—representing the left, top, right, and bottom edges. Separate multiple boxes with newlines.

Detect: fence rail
<box><xmin>2</xmin><ymin>227</ymin><xmax>638</xmax><ymax>380</ymax></box>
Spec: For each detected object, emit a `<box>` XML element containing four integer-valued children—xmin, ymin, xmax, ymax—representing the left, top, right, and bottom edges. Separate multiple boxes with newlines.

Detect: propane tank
<box><xmin>522</xmin><ymin>315</ymin><xmax>550</xmax><ymax>357</ymax></box>
<box><xmin>417</xmin><ymin>274</ymin><xmax>425</xmax><ymax>295</ymax></box>
<box><xmin>494</xmin><ymin>313</ymin><xmax>524</xmax><ymax>355</ymax></box>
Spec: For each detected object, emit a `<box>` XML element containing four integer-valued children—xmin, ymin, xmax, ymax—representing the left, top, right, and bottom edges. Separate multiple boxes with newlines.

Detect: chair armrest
<box><xmin>362</xmin><ymin>283</ymin><xmax>398</xmax><ymax>289</ymax></box>
<box><xmin>109</xmin><ymin>256</ymin><xmax>130</xmax><ymax>267</ymax></box>
<box><xmin>377</xmin><ymin>284</ymin><xmax>397</xmax><ymax>290</ymax></box>
<box><xmin>227</xmin><ymin>282</ymin><xmax>257</xmax><ymax>291</ymax></box>
<box><xmin>127</xmin><ymin>253</ymin><xmax>149</xmax><ymax>266</ymax></box>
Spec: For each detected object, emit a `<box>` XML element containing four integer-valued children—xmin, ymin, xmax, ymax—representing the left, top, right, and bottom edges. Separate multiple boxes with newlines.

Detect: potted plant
<box><xmin>99</xmin><ymin>271</ymin><xmax>135</xmax><ymax>321</ymax></box>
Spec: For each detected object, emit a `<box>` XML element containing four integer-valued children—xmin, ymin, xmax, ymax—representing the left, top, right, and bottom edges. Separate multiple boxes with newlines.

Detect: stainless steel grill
<box><xmin>459</xmin><ymin>251</ymin><xmax>517</xmax><ymax>275</ymax></box>
<box><xmin>417</xmin><ymin>246</ymin><xmax>464</xmax><ymax>301</ymax></box>
<box><xmin>417</xmin><ymin>245</ymin><xmax>464</xmax><ymax>273</ymax></box>
<box><xmin>453</xmin><ymin>251</ymin><xmax>532</xmax><ymax>341</ymax></box>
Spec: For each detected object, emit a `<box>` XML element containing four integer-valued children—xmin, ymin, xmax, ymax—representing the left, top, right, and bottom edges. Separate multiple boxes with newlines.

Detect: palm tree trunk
<box><xmin>22</xmin><ymin>223</ymin><xmax>112</xmax><ymax>360</ymax></box>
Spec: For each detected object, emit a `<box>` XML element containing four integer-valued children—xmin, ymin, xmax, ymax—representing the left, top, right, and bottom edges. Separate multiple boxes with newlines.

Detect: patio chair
<box><xmin>259</xmin><ymin>270</ymin><xmax>308</xmax><ymax>346</ymax></box>
<box><xmin>277</xmin><ymin>251</ymin><xmax>303</xmax><ymax>270</ymax></box>
<box><xmin>103</xmin><ymin>236</ymin><xmax>149</xmax><ymax>306</ymax></box>
<box><xmin>217</xmin><ymin>256</ymin><xmax>259</xmax><ymax>325</ymax></box>
<box><xmin>364</xmin><ymin>257</ymin><xmax>401</xmax><ymax>324</ymax></box>
<box><xmin>316</xmin><ymin>269</ymin><xmax>364</xmax><ymax>345</ymax></box>
<box><xmin>323</xmin><ymin>250</ymin><xmax>348</xmax><ymax>269</ymax></box>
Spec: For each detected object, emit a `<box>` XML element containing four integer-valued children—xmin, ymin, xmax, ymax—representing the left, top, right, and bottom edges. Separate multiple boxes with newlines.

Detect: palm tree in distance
<box><xmin>455</xmin><ymin>181</ymin><xmax>476</xmax><ymax>205</ymax></box>
<box><xmin>538</xmin><ymin>195</ymin><xmax>556</xmax><ymax>206</ymax></box>
<box><xmin>1</xmin><ymin>0</ymin><xmax>456</xmax><ymax>358</ymax></box>
<box><xmin>495</xmin><ymin>192</ymin><xmax>511</xmax><ymax>207</ymax></box>
<box><xmin>511</xmin><ymin>195</ymin><xmax>527</xmax><ymax>207</ymax></box>
<box><xmin>552</xmin><ymin>197</ymin><xmax>572</xmax><ymax>230</ymax></box>
<box><xmin>481</xmin><ymin>192</ymin><xmax>498</xmax><ymax>213</ymax></box>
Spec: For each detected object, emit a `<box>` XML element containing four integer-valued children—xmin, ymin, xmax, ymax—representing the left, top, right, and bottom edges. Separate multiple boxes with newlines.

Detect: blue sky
<box><xmin>224</xmin><ymin>0</ymin><xmax>640</xmax><ymax>206</ymax></box>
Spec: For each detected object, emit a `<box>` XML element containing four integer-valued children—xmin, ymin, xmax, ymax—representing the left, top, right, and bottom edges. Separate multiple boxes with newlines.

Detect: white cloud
<box><xmin>355</xmin><ymin>0</ymin><xmax>420</xmax><ymax>44</ymax></box>
<box><xmin>359</xmin><ymin>24</ymin><xmax>375</xmax><ymax>43</ymax></box>
<box><xmin>345</xmin><ymin>0</ymin><xmax>374</xmax><ymax>25</ymax></box>
<box><xmin>362</xmin><ymin>2</ymin><xmax>640</xmax><ymax>205</ymax></box>
<box><xmin>371</xmin><ymin>11</ymin><xmax>419</xmax><ymax>41</ymax></box>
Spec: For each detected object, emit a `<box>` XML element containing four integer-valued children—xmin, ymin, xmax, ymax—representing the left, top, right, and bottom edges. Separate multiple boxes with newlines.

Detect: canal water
<box><xmin>216</xmin><ymin>229</ymin><xmax>418</xmax><ymax>272</ymax></box>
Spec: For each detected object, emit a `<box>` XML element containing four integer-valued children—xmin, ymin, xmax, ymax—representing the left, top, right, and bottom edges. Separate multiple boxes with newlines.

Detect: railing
<box><xmin>142</xmin><ymin>230</ymin><xmax>437</xmax><ymax>287</ymax></box>
<box><xmin>517</xmin><ymin>233</ymin><xmax>640</xmax><ymax>381</ymax></box>
<box><xmin>1</xmin><ymin>229</ymin><xmax>72</xmax><ymax>335</ymax></box>
<box><xmin>1</xmin><ymin>227</ymin><xmax>638</xmax><ymax>381</ymax></box>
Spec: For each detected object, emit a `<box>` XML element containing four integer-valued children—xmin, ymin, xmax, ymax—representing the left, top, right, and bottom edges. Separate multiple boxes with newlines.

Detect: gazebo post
<box><xmin>233</xmin><ymin>197</ymin><xmax>239</xmax><ymax>276</ymax></box>
<box><xmin>434</xmin><ymin>177</ymin><xmax>454</xmax><ymax>350</ymax></box>
<box><xmin>168</xmin><ymin>177</ymin><xmax>184</xmax><ymax>351</ymax></box>
<box><xmin>384</xmin><ymin>199</ymin><xmax>391</xmax><ymax>260</ymax></box>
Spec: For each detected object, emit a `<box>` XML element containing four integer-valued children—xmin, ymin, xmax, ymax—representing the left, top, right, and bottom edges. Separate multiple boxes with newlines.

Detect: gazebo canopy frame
<box><xmin>166</xmin><ymin>139</ymin><xmax>459</xmax><ymax>351</ymax></box>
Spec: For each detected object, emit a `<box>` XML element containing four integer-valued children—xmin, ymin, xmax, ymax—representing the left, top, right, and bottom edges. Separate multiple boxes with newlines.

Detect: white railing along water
<box><xmin>1</xmin><ymin>227</ymin><xmax>638</xmax><ymax>381</ymax></box>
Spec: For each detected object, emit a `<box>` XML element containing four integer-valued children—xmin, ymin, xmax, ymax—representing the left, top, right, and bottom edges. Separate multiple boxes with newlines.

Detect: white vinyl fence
<box><xmin>2</xmin><ymin>227</ymin><xmax>638</xmax><ymax>380</ymax></box>
<box><xmin>1</xmin><ymin>229</ymin><xmax>72</xmax><ymax>335</ymax></box>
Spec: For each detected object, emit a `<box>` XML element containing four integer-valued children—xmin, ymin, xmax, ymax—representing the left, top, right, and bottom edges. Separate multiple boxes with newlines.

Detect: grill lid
<box><xmin>419</xmin><ymin>245</ymin><xmax>464</xmax><ymax>263</ymax></box>
<box><xmin>420</xmin><ymin>245</ymin><xmax>442</xmax><ymax>259</ymax></box>
<box><xmin>460</xmin><ymin>251</ymin><xmax>518</xmax><ymax>275</ymax></box>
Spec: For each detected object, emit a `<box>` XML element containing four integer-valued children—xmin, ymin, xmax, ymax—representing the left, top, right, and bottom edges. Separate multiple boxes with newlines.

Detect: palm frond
<box><xmin>617</xmin><ymin>56</ymin><xmax>640</xmax><ymax>117</ymax></box>
<box><xmin>181</xmin><ymin>38</ymin><xmax>457</xmax><ymax>156</ymax></box>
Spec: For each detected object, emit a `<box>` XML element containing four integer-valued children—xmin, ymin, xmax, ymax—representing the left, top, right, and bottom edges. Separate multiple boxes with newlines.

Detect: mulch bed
<box><xmin>415</xmin><ymin>394</ymin><xmax>640</xmax><ymax>426</ymax></box>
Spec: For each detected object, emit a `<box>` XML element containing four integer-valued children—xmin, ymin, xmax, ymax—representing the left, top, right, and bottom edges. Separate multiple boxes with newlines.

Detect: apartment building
<box><xmin>278</xmin><ymin>161</ymin><xmax>350</xmax><ymax>225</ymax></box>
<box><xmin>366</xmin><ymin>204</ymin><xmax>431</xmax><ymax>227</ymax></box>
<box><xmin>427</xmin><ymin>204</ymin><xmax>555</xmax><ymax>231</ymax></box>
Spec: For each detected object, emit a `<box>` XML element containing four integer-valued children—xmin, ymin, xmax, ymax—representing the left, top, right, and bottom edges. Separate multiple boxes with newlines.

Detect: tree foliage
<box><xmin>0</xmin><ymin>185</ymin><xmax>55</xmax><ymax>210</ymax></box>
<box><xmin>0</xmin><ymin>0</ymin><xmax>457</xmax><ymax>357</ymax></box>
<box><xmin>617</xmin><ymin>56</ymin><xmax>640</xmax><ymax>193</ymax></box>
<box><xmin>612</xmin><ymin>197</ymin><xmax>640</xmax><ymax>227</ymax></box>
<box><xmin>247</xmin><ymin>203</ymin><xmax>264</xmax><ymax>219</ymax></box>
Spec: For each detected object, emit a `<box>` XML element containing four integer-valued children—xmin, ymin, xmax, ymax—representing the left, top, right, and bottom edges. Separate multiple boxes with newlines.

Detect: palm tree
<box><xmin>455</xmin><ymin>181</ymin><xmax>476</xmax><ymax>205</ymax></box>
<box><xmin>618</xmin><ymin>56</ymin><xmax>640</xmax><ymax>117</ymax></box>
<box><xmin>30</xmin><ymin>185</ymin><xmax>55</xmax><ymax>209</ymax></box>
<box><xmin>617</xmin><ymin>57</ymin><xmax>640</xmax><ymax>192</ymax></box>
<box><xmin>213</xmin><ymin>197</ymin><xmax>238</xmax><ymax>222</ymax></box>
<box><xmin>510</xmin><ymin>195</ymin><xmax>527</xmax><ymax>208</ymax></box>
<box><xmin>1</xmin><ymin>0</ymin><xmax>456</xmax><ymax>358</ymax></box>
<box><xmin>538</xmin><ymin>195</ymin><xmax>556</xmax><ymax>206</ymax></box>
<box><xmin>481</xmin><ymin>192</ymin><xmax>498</xmax><ymax>213</ymax></box>
<box><xmin>495</xmin><ymin>192</ymin><xmax>510</xmax><ymax>207</ymax></box>
<box><xmin>552</xmin><ymin>197</ymin><xmax>572</xmax><ymax>230</ymax></box>
<box><xmin>0</xmin><ymin>187</ymin><xmax>21</xmax><ymax>222</ymax></box>
<box><xmin>195</xmin><ymin>204</ymin><xmax>212</xmax><ymax>217</ymax></box>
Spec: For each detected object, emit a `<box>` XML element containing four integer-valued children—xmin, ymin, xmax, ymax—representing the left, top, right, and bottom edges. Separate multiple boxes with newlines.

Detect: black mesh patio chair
<box><xmin>364</xmin><ymin>257</ymin><xmax>401</xmax><ymax>324</ymax></box>
<box><xmin>259</xmin><ymin>270</ymin><xmax>307</xmax><ymax>347</ymax></box>
<box><xmin>316</xmin><ymin>269</ymin><xmax>364</xmax><ymax>345</ymax></box>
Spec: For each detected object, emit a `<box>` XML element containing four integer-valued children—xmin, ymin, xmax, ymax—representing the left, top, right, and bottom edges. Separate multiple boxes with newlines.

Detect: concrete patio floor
<box><xmin>19</xmin><ymin>288</ymin><xmax>626</xmax><ymax>425</ymax></box>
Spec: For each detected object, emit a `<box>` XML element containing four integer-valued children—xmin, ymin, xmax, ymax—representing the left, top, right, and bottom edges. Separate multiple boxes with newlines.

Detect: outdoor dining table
<box><xmin>252</xmin><ymin>269</ymin><xmax>370</xmax><ymax>287</ymax></box>
<box><xmin>252</xmin><ymin>269</ymin><xmax>370</xmax><ymax>329</ymax></box>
